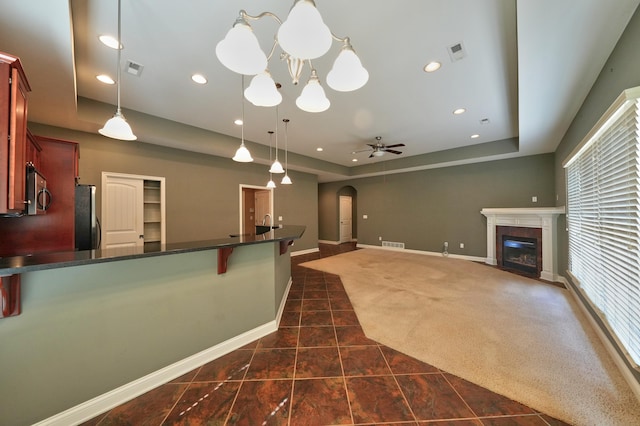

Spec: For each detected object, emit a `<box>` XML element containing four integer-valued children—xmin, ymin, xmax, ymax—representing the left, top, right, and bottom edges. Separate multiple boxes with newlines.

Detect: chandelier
<box><xmin>216</xmin><ymin>0</ymin><xmax>368</xmax><ymax>113</ymax></box>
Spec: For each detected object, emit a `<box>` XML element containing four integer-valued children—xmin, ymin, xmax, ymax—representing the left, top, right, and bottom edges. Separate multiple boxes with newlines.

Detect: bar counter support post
<box><xmin>0</xmin><ymin>274</ymin><xmax>21</xmax><ymax>318</ymax></box>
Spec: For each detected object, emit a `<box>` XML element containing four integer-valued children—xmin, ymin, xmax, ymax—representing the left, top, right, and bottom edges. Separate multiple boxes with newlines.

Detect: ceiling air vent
<box><xmin>125</xmin><ymin>60</ymin><xmax>144</xmax><ymax>77</ymax></box>
<box><xmin>447</xmin><ymin>41</ymin><xmax>466</xmax><ymax>62</ymax></box>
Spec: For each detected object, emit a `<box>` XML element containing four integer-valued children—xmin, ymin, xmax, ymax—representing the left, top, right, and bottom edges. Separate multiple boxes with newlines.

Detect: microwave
<box><xmin>25</xmin><ymin>163</ymin><xmax>51</xmax><ymax>215</ymax></box>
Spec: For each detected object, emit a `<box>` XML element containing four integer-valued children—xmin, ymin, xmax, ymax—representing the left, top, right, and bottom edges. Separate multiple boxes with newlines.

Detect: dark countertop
<box><xmin>0</xmin><ymin>225</ymin><xmax>306</xmax><ymax>275</ymax></box>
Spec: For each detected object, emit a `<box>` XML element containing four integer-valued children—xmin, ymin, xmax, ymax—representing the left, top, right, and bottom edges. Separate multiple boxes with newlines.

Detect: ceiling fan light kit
<box><xmin>216</xmin><ymin>0</ymin><xmax>368</xmax><ymax>113</ymax></box>
<box><xmin>354</xmin><ymin>136</ymin><xmax>406</xmax><ymax>159</ymax></box>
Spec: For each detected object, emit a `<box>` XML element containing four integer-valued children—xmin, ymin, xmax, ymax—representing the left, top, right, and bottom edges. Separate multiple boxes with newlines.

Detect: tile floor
<box><xmin>83</xmin><ymin>243</ymin><xmax>570</xmax><ymax>425</ymax></box>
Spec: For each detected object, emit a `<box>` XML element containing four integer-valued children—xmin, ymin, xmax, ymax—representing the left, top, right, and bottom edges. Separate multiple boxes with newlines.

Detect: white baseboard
<box><xmin>318</xmin><ymin>240</ymin><xmax>339</xmax><ymax>245</ymax></box>
<box><xmin>35</xmin><ymin>280</ymin><xmax>295</xmax><ymax>426</ymax></box>
<box><xmin>275</xmin><ymin>276</ymin><xmax>293</xmax><ymax>326</ymax></box>
<box><xmin>356</xmin><ymin>244</ymin><xmax>486</xmax><ymax>263</ymax></box>
<box><xmin>291</xmin><ymin>247</ymin><xmax>319</xmax><ymax>256</ymax></box>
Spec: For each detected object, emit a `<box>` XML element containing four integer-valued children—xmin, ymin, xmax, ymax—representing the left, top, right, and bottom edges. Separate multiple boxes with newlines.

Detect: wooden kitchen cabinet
<box><xmin>0</xmin><ymin>51</ymin><xmax>31</xmax><ymax>215</ymax></box>
<box><xmin>25</xmin><ymin>130</ymin><xmax>42</xmax><ymax>170</ymax></box>
<box><xmin>0</xmin><ymin>136</ymin><xmax>78</xmax><ymax>257</ymax></box>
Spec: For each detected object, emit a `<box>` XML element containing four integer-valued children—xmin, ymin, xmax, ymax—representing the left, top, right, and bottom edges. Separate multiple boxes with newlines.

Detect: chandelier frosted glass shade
<box><xmin>281</xmin><ymin>174</ymin><xmax>292</xmax><ymax>185</ymax></box>
<box><xmin>327</xmin><ymin>44</ymin><xmax>369</xmax><ymax>92</ymax></box>
<box><xmin>296</xmin><ymin>71</ymin><xmax>330</xmax><ymax>113</ymax></box>
<box><xmin>244</xmin><ymin>71</ymin><xmax>282</xmax><ymax>107</ymax></box>
<box><xmin>99</xmin><ymin>111</ymin><xmax>137</xmax><ymax>141</ymax></box>
<box><xmin>277</xmin><ymin>0</ymin><xmax>332</xmax><ymax>60</ymax></box>
<box><xmin>216</xmin><ymin>18</ymin><xmax>268</xmax><ymax>75</ymax></box>
<box><xmin>266</xmin><ymin>179</ymin><xmax>276</xmax><ymax>189</ymax></box>
<box><xmin>269</xmin><ymin>159</ymin><xmax>285</xmax><ymax>174</ymax></box>
<box><xmin>232</xmin><ymin>142</ymin><xmax>253</xmax><ymax>162</ymax></box>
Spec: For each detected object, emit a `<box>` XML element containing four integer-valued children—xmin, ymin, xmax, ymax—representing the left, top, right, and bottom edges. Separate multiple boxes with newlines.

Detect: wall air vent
<box><xmin>447</xmin><ymin>41</ymin><xmax>466</xmax><ymax>62</ymax></box>
<box><xmin>125</xmin><ymin>60</ymin><xmax>144</xmax><ymax>77</ymax></box>
<box><xmin>382</xmin><ymin>241</ymin><xmax>405</xmax><ymax>249</ymax></box>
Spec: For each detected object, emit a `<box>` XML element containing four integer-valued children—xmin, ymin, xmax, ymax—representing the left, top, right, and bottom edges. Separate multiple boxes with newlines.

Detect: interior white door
<box><xmin>339</xmin><ymin>195</ymin><xmax>353</xmax><ymax>243</ymax></box>
<box><xmin>102</xmin><ymin>175</ymin><xmax>144</xmax><ymax>249</ymax></box>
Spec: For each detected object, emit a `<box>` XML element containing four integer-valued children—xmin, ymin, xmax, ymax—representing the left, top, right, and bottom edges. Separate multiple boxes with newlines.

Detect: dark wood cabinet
<box><xmin>25</xmin><ymin>130</ymin><xmax>42</xmax><ymax>170</ymax></box>
<box><xmin>0</xmin><ymin>137</ymin><xmax>79</xmax><ymax>257</ymax></box>
<box><xmin>0</xmin><ymin>52</ymin><xmax>31</xmax><ymax>215</ymax></box>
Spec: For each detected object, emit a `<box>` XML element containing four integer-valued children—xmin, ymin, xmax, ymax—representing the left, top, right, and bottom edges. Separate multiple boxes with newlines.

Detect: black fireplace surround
<box><xmin>496</xmin><ymin>226</ymin><xmax>543</xmax><ymax>278</ymax></box>
<box><xmin>502</xmin><ymin>235</ymin><xmax>538</xmax><ymax>275</ymax></box>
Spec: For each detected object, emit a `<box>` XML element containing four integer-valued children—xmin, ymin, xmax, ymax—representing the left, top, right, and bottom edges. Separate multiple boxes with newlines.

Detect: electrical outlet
<box><xmin>363</xmin><ymin>214</ymin><xmax>368</xmax><ymax>219</ymax></box>
<box><xmin>278</xmin><ymin>216</ymin><xmax>283</xmax><ymax>221</ymax></box>
<box><xmin>379</xmin><ymin>236</ymin><xmax>382</xmax><ymax>241</ymax></box>
<box><xmin>460</xmin><ymin>243</ymin><xmax>464</xmax><ymax>249</ymax></box>
<box><xmin>444</xmin><ymin>241</ymin><xmax>448</xmax><ymax>248</ymax></box>
<box><xmin>532</xmin><ymin>196</ymin><xmax>538</xmax><ymax>203</ymax></box>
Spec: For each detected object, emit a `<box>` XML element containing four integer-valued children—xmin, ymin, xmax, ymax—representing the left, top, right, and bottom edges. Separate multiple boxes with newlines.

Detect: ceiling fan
<box><xmin>353</xmin><ymin>136</ymin><xmax>406</xmax><ymax>158</ymax></box>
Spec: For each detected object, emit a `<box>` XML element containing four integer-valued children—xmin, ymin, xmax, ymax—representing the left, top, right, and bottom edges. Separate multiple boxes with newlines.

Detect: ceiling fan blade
<box><xmin>385</xmin><ymin>143</ymin><xmax>405</xmax><ymax>148</ymax></box>
<box><xmin>385</xmin><ymin>149</ymin><xmax>403</xmax><ymax>155</ymax></box>
<box><xmin>366</xmin><ymin>144</ymin><xmax>377</xmax><ymax>148</ymax></box>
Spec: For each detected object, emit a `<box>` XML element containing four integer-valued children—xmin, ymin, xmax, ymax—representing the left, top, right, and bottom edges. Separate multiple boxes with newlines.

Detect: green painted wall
<box><xmin>319</xmin><ymin>154</ymin><xmax>555</xmax><ymax>257</ymax></box>
<box><xmin>28</xmin><ymin>123</ymin><xmax>319</xmax><ymax>252</ymax></box>
<box><xmin>554</xmin><ymin>5</ymin><xmax>640</xmax><ymax>276</ymax></box>
<box><xmin>0</xmin><ymin>243</ymin><xmax>289</xmax><ymax>425</ymax></box>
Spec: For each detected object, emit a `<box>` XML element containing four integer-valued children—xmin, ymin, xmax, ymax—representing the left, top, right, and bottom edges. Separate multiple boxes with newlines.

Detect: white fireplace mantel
<box><xmin>481</xmin><ymin>207</ymin><xmax>565</xmax><ymax>282</ymax></box>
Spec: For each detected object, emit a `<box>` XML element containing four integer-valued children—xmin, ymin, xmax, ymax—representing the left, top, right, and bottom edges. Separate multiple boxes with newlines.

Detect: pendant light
<box><xmin>266</xmin><ymin>131</ymin><xmax>276</xmax><ymax>188</ymax></box>
<box><xmin>99</xmin><ymin>0</ymin><xmax>137</xmax><ymax>141</ymax></box>
<box><xmin>281</xmin><ymin>119</ymin><xmax>292</xmax><ymax>185</ymax></box>
<box><xmin>232</xmin><ymin>75</ymin><xmax>254</xmax><ymax>162</ymax></box>
<box><xmin>269</xmin><ymin>106</ymin><xmax>285</xmax><ymax>174</ymax></box>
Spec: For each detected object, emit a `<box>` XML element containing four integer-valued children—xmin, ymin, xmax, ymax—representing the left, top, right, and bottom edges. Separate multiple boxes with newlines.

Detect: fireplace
<box><xmin>502</xmin><ymin>236</ymin><xmax>538</xmax><ymax>276</ymax></box>
<box><xmin>496</xmin><ymin>226</ymin><xmax>542</xmax><ymax>278</ymax></box>
<box><xmin>480</xmin><ymin>207</ymin><xmax>563</xmax><ymax>281</ymax></box>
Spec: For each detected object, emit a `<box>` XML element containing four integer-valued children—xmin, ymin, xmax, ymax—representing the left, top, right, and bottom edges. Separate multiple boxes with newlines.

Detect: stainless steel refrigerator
<box><xmin>75</xmin><ymin>184</ymin><xmax>100</xmax><ymax>250</ymax></box>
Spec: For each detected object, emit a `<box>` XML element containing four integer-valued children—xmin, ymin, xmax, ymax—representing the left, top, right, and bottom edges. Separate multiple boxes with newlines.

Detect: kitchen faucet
<box><xmin>262</xmin><ymin>213</ymin><xmax>272</xmax><ymax>226</ymax></box>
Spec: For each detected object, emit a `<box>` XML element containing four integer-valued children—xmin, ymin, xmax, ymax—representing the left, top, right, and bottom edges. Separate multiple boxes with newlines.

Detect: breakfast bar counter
<box><xmin>0</xmin><ymin>225</ymin><xmax>305</xmax><ymax>425</ymax></box>
<box><xmin>0</xmin><ymin>225</ymin><xmax>306</xmax><ymax>275</ymax></box>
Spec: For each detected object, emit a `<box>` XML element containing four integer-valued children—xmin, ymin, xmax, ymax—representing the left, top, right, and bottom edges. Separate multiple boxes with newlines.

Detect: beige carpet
<box><xmin>301</xmin><ymin>249</ymin><xmax>640</xmax><ymax>426</ymax></box>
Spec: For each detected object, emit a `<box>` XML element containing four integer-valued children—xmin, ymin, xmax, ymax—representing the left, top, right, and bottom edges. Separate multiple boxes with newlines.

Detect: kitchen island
<box><xmin>0</xmin><ymin>225</ymin><xmax>305</xmax><ymax>425</ymax></box>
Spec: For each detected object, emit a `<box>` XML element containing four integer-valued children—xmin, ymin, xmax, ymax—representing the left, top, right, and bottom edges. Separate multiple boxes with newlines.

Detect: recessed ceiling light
<box><xmin>99</xmin><ymin>35</ymin><xmax>121</xmax><ymax>49</ymax></box>
<box><xmin>316</xmin><ymin>147</ymin><xmax>324</xmax><ymax>152</ymax></box>
<box><xmin>234</xmin><ymin>119</ymin><xmax>243</xmax><ymax>125</ymax></box>
<box><xmin>352</xmin><ymin>158</ymin><xmax>358</xmax><ymax>162</ymax></box>
<box><xmin>471</xmin><ymin>134</ymin><xmax>480</xmax><ymax>139</ymax></box>
<box><xmin>453</xmin><ymin>108</ymin><xmax>466</xmax><ymax>115</ymax></box>
<box><xmin>424</xmin><ymin>61</ymin><xmax>441</xmax><ymax>72</ymax></box>
<box><xmin>96</xmin><ymin>74</ymin><xmax>115</xmax><ymax>85</ymax></box>
<box><xmin>191</xmin><ymin>74</ymin><xmax>207</xmax><ymax>84</ymax></box>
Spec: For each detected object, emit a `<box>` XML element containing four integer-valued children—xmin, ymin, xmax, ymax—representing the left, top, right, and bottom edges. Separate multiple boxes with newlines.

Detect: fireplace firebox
<box><xmin>495</xmin><ymin>225</ymin><xmax>542</xmax><ymax>278</ymax></box>
<box><xmin>502</xmin><ymin>236</ymin><xmax>538</xmax><ymax>276</ymax></box>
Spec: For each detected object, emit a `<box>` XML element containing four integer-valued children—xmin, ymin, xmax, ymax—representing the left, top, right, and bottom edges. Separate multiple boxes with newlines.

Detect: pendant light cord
<box><xmin>241</xmin><ymin>75</ymin><xmax>245</xmax><ymax>144</ymax></box>
<box><xmin>284</xmin><ymin>119</ymin><xmax>289</xmax><ymax>171</ymax></box>
<box><xmin>116</xmin><ymin>0</ymin><xmax>123</xmax><ymax>114</ymax></box>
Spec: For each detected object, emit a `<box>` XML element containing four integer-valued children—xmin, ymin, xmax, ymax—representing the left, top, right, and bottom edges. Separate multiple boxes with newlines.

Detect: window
<box><xmin>564</xmin><ymin>86</ymin><xmax>640</xmax><ymax>367</ymax></box>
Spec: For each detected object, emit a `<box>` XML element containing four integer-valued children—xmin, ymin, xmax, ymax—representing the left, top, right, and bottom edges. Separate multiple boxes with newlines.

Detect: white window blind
<box><xmin>564</xmin><ymin>87</ymin><xmax>640</xmax><ymax>367</ymax></box>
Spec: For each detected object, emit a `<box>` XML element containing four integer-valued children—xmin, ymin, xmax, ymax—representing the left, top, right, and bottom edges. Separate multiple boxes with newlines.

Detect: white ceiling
<box><xmin>0</xmin><ymin>0</ymin><xmax>638</xmax><ymax>182</ymax></box>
